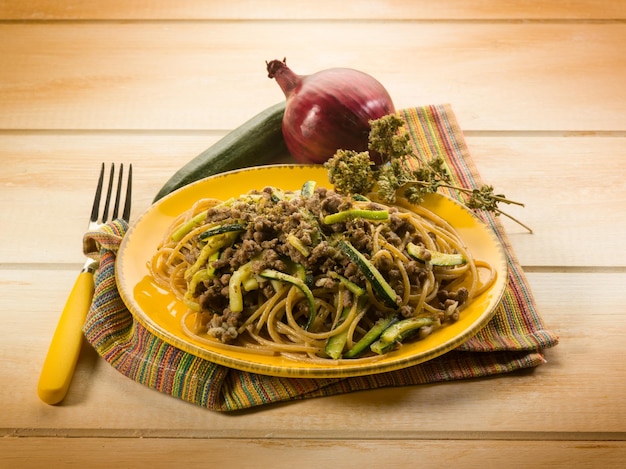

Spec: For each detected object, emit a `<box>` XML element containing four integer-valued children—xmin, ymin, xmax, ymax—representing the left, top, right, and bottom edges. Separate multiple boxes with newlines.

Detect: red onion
<box><xmin>266</xmin><ymin>58</ymin><xmax>395</xmax><ymax>164</ymax></box>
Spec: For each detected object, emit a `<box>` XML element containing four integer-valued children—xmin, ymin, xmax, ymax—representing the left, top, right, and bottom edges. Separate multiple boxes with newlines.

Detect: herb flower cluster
<box><xmin>324</xmin><ymin>114</ymin><xmax>531</xmax><ymax>232</ymax></box>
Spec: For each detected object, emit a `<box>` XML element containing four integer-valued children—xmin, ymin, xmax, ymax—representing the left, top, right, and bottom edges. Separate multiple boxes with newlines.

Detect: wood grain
<box><xmin>1</xmin><ymin>23</ymin><xmax>624</xmax><ymax>131</ymax></box>
<box><xmin>1</xmin><ymin>269</ymin><xmax>623</xmax><ymax>436</ymax></box>
<box><xmin>1</xmin><ymin>1</ymin><xmax>625</xmax><ymax>465</ymax></box>
<box><xmin>1</xmin><ymin>136</ymin><xmax>624</xmax><ymax>266</ymax></box>
<box><xmin>2</xmin><ymin>0</ymin><xmax>625</xmax><ymax>20</ymax></box>
<box><xmin>2</xmin><ymin>438</ymin><xmax>626</xmax><ymax>469</ymax></box>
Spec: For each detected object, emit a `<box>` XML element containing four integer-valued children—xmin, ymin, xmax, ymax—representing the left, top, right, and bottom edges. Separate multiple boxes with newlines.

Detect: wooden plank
<box><xmin>0</xmin><ymin>23</ymin><xmax>624</xmax><ymax>131</ymax></box>
<box><xmin>1</xmin><ymin>0</ymin><xmax>623</xmax><ymax>461</ymax></box>
<box><xmin>2</xmin><ymin>438</ymin><xmax>626</xmax><ymax>469</ymax></box>
<box><xmin>0</xmin><ymin>133</ymin><xmax>225</xmax><ymax>265</ymax></box>
<box><xmin>1</xmin><ymin>269</ymin><xmax>623</xmax><ymax>435</ymax></box>
<box><xmin>2</xmin><ymin>0</ymin><xmax>625</xmax><ymax>20</ymax></box>
<box><xmin>465</xmin><ymin>135</ymin><xmax>626</xmax><ymax>265</ymax></box>
<box><xmin>1</xmin><ymin>134</ymin><xmax>623</xmax><ymax>267</ymax></box>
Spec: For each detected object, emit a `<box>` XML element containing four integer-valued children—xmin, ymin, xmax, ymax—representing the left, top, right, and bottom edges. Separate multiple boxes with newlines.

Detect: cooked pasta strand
<box><xmin>148</xmin><ymin>185</ymin><xmax>497</xmax><ymax>363</ymax></box>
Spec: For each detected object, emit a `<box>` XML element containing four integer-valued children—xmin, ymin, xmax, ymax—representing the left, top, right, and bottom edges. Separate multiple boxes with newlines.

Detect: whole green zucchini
<box><xmin>153</xmin><ymin>101</ymin><xmax>290</xmax><ymax>202</ymax></box>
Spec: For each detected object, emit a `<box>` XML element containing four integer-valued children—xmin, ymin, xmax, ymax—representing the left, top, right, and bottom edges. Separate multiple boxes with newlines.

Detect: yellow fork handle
<box><xmin>38</xmin><ymin>270</ymin><xmax>95</xmax><ymax>405</ymax></box>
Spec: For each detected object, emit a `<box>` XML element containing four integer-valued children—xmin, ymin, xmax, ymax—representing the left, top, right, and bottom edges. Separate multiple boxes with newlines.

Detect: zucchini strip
<box><xmin>327</xmin><ymin>271</ymin><xmax>366</xmax><ymax>297</ymax></box>
<box><xmin>343</xmin><ymin>315</ymin><xmax>398</xmax><ymax>359</ymax></box>
<box><xmin>287</xmin><ymin>233</ymin><xmax>310</xmax><ymax>257</ymax></box>
<box><xmin>324</xmin><ymin>307</ymin><xmax>351</xmax><ymax>359</ymax></box>
<box><xmin>260</xmin><ymin>269</ymin><xmax>317</xmax><ymax>331</ymax></box>
<box><xmin>301</xmin><ymin>180</ymin><xmax>317</xmax><ymax>197</ymax></box>
<box><xmin>337</xmin><ymin>240</ymin><xmax>398</xmax><ymax>309</ymax></box>
<box><xmin>407</xmin><ymin>242</ymin><xmax>466</xmax><ymax>267</ymax></box>
<box><xmin>171</xmin><ymin>211</ymin><xmax>208</xmax><ymax>242</ymax></box>
<box><xmin>199</xmin><ymin>223</ymin><xmax>247</xmax><ymax>241</ymax></box>
<box><xmin>229</xmin><ymin>260</ymin><xmax>256</xmax><ymax>313</ymax></box>
<box><xmin>323</xmin><ymin>209</ymin><xmax>389</xmax><ymax>225</ymax></box>
<box><xmin>370</xmin><ymin>317</ymin><xmax>435</xmax><ymax>355</ymax></box>
<box><xmin>185</xmin><ymin>231</ymin><xmax>239</xmax><ymax>280</ymax></box>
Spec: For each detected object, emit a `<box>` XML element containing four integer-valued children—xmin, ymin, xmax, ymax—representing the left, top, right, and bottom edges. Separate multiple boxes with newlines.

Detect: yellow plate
<box><xmin>117</xmin><ymin>165</ymin><xmax>507</xmax><ymax>378</ymax></box>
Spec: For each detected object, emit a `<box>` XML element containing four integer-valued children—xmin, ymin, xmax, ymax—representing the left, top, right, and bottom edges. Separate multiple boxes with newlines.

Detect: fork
<box><xmin>37</xmin><ymin>163</ymin><xmax>133</xmax><ymax>405</ymax></box>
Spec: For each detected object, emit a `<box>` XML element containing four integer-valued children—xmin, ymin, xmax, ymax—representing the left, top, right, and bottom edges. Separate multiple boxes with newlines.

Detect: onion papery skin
<box><xmin>267</xmin><ymin>60</ymin><xmax>395</xmax><ymax>164</ymax></box>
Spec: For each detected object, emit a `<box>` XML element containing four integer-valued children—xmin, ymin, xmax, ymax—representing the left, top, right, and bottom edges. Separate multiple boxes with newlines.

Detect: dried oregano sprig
<box><xmin>324</xmin><ymin>114</ymin><xmax>532</xmax><ymax>233</ymax></box>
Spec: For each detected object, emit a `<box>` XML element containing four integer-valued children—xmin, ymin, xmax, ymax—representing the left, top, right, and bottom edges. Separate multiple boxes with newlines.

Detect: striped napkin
<box><xmin>82</xmin><ymin>104</ymin><xmax>559</xmax><ymax>411</ymax></box>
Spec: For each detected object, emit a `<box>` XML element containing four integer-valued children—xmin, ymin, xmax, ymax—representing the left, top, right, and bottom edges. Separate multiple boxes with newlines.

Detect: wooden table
<box><xmin>2</xmin><ymin>2</ymin><xmax>625</xmax><ymax>467</ymax></box>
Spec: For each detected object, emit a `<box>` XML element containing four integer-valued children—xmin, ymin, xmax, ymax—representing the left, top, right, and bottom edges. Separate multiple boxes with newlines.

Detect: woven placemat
<box><xmin>82</xmin><ymin>104</ymin><xmax>559</xmax><ymax>411</ymax></box>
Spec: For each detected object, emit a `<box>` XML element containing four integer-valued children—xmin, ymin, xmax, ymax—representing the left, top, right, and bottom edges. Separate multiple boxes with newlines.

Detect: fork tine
<box><xmin>93</xmin><ymin>163</ymin><xmax>132</xmax><ymax>224</ymax></box>
<box><xmin>90</xmin><ymin>163</ymin><xmax>105</xmax><ymax>223</ymax></box>
<box><xmin>112</xmin><ymin>164</ymin><xmax>124</xmax><ymax>220</ymax></box>
<box><xmin>102</xmin><ymin>163</ymin><xmax>115</xmax><ymax>223</ymax></box>
<box><xmin>122</xmin><ymin>164</ymin><xmax>133</xmax><ymax>222</ymax></box>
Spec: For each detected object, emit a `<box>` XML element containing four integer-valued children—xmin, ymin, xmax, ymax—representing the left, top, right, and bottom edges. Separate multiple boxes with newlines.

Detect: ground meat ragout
<box><xmin>181</xmin><ymin>186</ymin><xmax>467</xmax><ymax>343</ymax></box>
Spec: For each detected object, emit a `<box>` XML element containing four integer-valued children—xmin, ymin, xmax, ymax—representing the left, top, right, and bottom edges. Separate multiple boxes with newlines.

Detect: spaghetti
<box><xmin>148</xmin><ymin>182</ymin><xmax>496</xmax><ymax>362</ymax></box>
